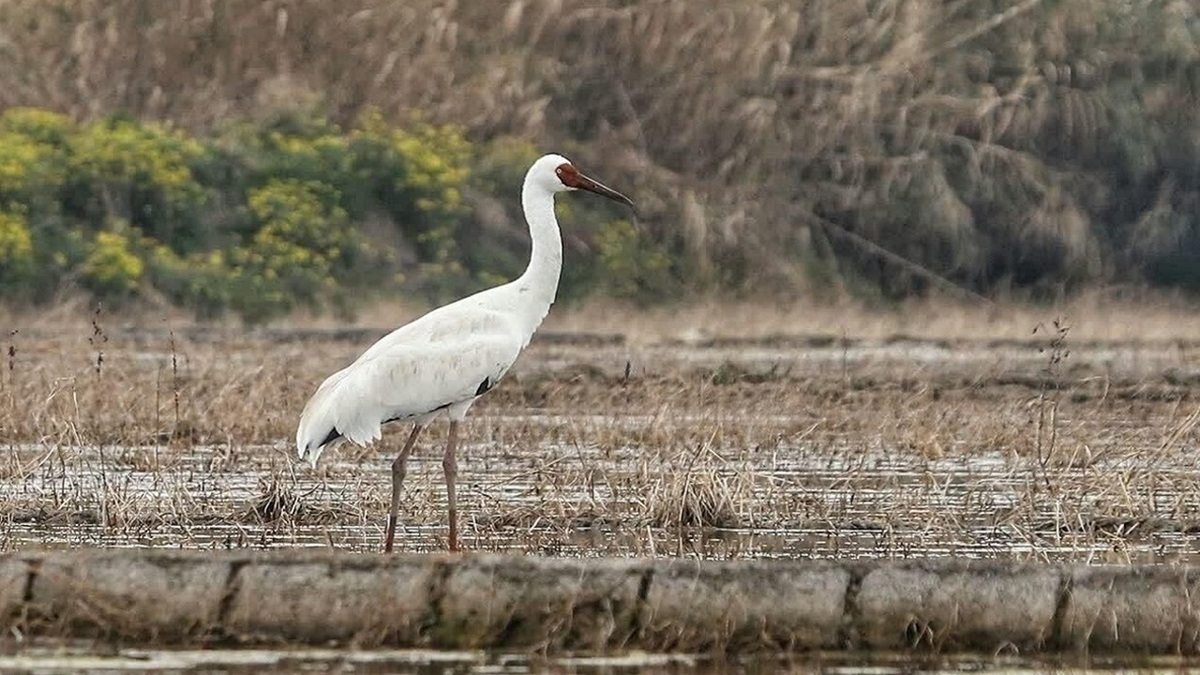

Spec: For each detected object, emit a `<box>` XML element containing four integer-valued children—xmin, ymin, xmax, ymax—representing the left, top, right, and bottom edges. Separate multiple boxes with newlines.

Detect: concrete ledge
<box><xmin>2</xmin><ymin>550</ymin><xmax>1199</xmax><ymax>654</ymax></box>
<box><xmin>1062</xmin><ymin>566</ymin><xmax>1200</xmax><ymax>653</ymax></box>
<box><xmin>224</xmin><ymin>555</ymin><xmax>435</xmax><ymax>644</ymax></box>
<box><xmin>641</xmin><ymin>559</ymin><xmax>848</xmax><ymax>651</ymax></box>
<box><xmin>27</xmin><ymin>550</ymin><xmax>228</xmax><ymax>641</ymax></box>
<box><xmin>855</xmin><ymin>559</ymin><xmax>1061</xmax><ymax>652</ymax></box>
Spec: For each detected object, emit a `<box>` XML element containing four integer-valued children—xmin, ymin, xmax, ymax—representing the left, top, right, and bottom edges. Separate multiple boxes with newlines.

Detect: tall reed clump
<box><xmin>0</xmin><ymin>0</ymin><xmax>1195</xmax><ymax>305</ymax></box>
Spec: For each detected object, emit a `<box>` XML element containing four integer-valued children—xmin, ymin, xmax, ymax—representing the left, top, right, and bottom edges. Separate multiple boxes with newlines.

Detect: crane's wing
<box><xmin>295</xmin><ymin>331</ymin><xmax>520</xmax><ymax>467</ymax></box>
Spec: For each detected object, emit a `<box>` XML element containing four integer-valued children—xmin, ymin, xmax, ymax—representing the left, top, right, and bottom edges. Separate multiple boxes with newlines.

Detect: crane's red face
<box><xmin>555</xmin><ymin>163</ymin><xmax>634</xmax><ymax>207</ymax></box>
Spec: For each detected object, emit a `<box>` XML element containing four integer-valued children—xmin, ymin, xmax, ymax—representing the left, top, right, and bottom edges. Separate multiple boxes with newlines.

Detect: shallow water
<box><xmin>4</xmin><ymin>334</ymin><xmax>1199</xmax><ymax>561</ymax></box>
<box><xmin>1</xmin><ymin>646</ymin><xmax>1196</xmax><ymax>674</ymax></box>
<box><xmin>4</xmin><ymin>422</ymin><xmax>1199</xmax><ymax>563</ymax></box>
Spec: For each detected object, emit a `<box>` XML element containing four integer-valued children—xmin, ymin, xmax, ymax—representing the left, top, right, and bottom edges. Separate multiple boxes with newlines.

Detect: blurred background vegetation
<box><xmin>0</xmin><ymin>0</ymin><xmax>1196</xmax><ymax>320</ymax></box>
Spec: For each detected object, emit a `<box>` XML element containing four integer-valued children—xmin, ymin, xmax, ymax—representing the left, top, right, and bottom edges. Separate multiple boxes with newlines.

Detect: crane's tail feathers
<box><xmin>297</xmin><ymin>412</ymin><xmax>379</xmax><ymax>469</ymax></box>
<box><xmin>298</xmin><ymin>441</ymin><xmax>323</xmax><ymax>469</ymax></box>
<box><xmin>296</xmin><ymin>365</ymin><xmax>367</xmax><ymax>469</ymax></box>
<box><xmin>296</xmin><ymin>416</ymin><xmax>334</xmax><ymax>468</ymax></box>
<box><xmin>296</xmin><ymin>424</ymin><xmax>348</xmax><ymax>469</ymax></box>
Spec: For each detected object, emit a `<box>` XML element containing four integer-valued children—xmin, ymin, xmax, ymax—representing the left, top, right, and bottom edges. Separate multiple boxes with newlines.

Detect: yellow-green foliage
<box><xmin>355</xmin><ymin>109</ymin><xmax>471</xmax><ymax>215</ymax></box>
<box><xmin>350</xmin><ymin>109</ymin><xmax>481</xmax><ymax>302</ymax></box>
<box><xmin>393</xmin><ymin>124</ymin><xmax>471</xmax><ymax>214</ymax></box>
<box><xmin>473</xmin><ymin>136</ymin><xmax>540</xmax><ymax>199</ymax></box>
<box><xmin>82</xmin><ymin>228</ymin><xmax>144</xmax><ymax>295</ymax></box>
<box><xmin>246</xmin><ymin>119</ymin><xmax>354</xmax><ymax>186</ymax></box>
<box><xmin>68</xmin><ymin>119</ymin><xmax>205</xmax><ymax>213</ymax></box>
<box><xmin>0</xmin><ymin>109</ymin><xmax>72</xmax><ymax>201</ymax></box>
<box><xmin>271</xmin><ymin>132</ymin><xmax>351</xmax><ymax>178</ymax></box>
<box><xmin>208</xmin><ymin>178</ymin><xmax>362</xmax><ymax>320</ymax></box>
<box><xmin>0</xmin><ymin>133</ymin><xmax>65</xmax><ymax>197</ymax></box>
<box><xmin>593</xmin><ymin>219</ymin><xmax>673</xmax><ymax>300</ymax></box>
<box><xmin>247</xmin><ymin>179</ymin><xmax>345</xmax><ymax>286</ymax></box>
<box><xmin>0</xmin><ymin>107</ymin><xmax>74</xmax><ymax>145</ymax></box>
<box><xmin>0</xmin><ymin>208</ymin><xmax>34</xmax><ymax>279</ymax></box>
<box><xmin>176</xmin><ymin>249</ymin><xmax>236</xmax><ymax>319</ymax></box>
<box><xmin>0</xmin><ymin>105</ymin><xmax>676</xmax><ymax>318</ymax></box>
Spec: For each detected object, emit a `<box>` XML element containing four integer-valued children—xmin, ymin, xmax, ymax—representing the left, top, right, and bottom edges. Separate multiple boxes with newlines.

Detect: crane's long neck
<box><xmin>514</xmin><ymin>179</ymin><xmax>562</xmax><ymax>331</ymax></box>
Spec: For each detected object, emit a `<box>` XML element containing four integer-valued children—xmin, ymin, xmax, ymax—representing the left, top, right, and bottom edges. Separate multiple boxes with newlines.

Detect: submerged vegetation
<box><xmin>0</xmin><ymin>0</ymin><xmax>1197</xmax><ymax>315</ymax></box>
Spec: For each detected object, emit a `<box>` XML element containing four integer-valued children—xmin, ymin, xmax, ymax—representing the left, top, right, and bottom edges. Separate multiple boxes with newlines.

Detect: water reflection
<box><xmin>0</xmin><ymin>647</ymin><xmax>1193</xmax><ymax>674</ymax></box>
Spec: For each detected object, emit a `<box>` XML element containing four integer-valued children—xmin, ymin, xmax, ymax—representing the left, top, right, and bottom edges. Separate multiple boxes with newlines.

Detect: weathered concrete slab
<box><xmin>25</xmin><ymin>550</ymin><xmax>229</xmax><ymax>641</ymax></box>
<box><xmin>4</xmin><ymin>550</ymin><xmax>1199</xmax><ymax>655</ymax></box>
<box><xmin>1061</xmin><ymin>565</ymin><xmax>1199</xmax><ymax>653</ymax></box>
<box><xmin>855</xmin><ymin>560</ymin><xmax>1062</xmax><ymax>652</ymax></box>
<box><xmin>432</xmin><ymin>554</ymin><xmax>649</xmax><ymax>650</ymax></box>
<box><xmin>640</xmin><ymin>559</ymin><xmax>849</xmax><ymax>651</ymax></box>
<box><xmin>223</xmin><ymin>553</ymin><xmax>436</xmax><ymax>645</ymax></box>
<box><xmin>0</xmin><ymin>556</ymin><xmax>29</xmax><ymax>621</ymax></box>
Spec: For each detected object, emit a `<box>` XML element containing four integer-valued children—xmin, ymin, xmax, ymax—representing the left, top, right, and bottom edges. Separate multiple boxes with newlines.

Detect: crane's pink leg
<box><xmin>385</xmin><ymin>425</ymin><xmax>423</xmax><ymax>554</ymax></box>
<box><xmin>442</xmin><ymin>421</ymin><xmax>460</xmax><ymax>552</ymax></box>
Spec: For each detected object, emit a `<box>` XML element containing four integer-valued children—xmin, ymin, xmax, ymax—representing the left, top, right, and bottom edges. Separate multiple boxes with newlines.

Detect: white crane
<box><xmin>295</xmin><ymin>154</ymin><xmax>633</xmax><ymax>552</ymax></box>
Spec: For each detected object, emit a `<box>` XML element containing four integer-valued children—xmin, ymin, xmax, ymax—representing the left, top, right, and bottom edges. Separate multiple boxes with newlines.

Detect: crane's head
<box><xmin>530</xmin><ymin>154</ymin><xmax>634</xmax><ymax>207</ymax></box>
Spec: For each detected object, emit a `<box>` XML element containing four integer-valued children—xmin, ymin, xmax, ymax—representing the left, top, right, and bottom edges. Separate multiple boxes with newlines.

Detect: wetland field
<box><xmin>4</xmin><ymin>298</ymin><xmax>1200</xmax><ymax>563</ymax></box>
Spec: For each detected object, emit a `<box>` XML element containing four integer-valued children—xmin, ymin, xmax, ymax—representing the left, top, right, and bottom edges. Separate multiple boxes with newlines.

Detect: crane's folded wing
<box><xmin>296</xmin><ymin>336</ymin><xmax>520</xmax><ymax>454</ymax></box>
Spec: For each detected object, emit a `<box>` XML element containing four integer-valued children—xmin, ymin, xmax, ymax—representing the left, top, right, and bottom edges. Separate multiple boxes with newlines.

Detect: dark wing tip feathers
<box><xmin>311</xmin><ymin>379</ymin><xmax>493</xmax><ymax>452</ymax></box>
<box><xmin>475</xmin><ymin>377</ymin><xmax>493</xmax><ymax>396</ymax></box>
<box><xmin>319</xmin><ymin>427</ymin><xmax>343</xmax><ymax>448</ymax></box>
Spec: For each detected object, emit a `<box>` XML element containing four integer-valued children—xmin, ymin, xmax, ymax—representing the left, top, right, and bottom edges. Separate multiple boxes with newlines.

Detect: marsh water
<box><xmin>5</xmin><ymin>437</ymin><xmax>1200</xmax><ymax>563</ymax></box>
<box><xmin>2</xmin><ymin>646</ymin><xmax>1197</xmax><ymax>674</ymax></box>
<box><xmin>4</xmin><ymin>334</ymin><xmax>1200</xmax><ymax>562</ymax></box>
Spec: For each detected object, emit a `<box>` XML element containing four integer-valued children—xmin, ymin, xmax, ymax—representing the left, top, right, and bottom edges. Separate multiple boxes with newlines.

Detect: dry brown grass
<box><xmin>0</xmin><ymin>0</ymin><xmax>1194</xmax><ymax>296</ymax></box>
<box><xmin>3</xmin><ymin>299</ymin><xmax>1200</xmax><ymax>560</ymax></box>
<box><xmin>541</xmin><ymin>291</ymin><xmax>1200</xmax><ymax>345</ymax></box>
<box><xmin>278</xmin><ymin>288</ymin><xmax>1200</xmax><ymax>346</ymax></box>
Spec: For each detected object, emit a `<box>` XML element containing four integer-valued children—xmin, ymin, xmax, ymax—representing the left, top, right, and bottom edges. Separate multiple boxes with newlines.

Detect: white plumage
<box><xmin>295</xmin><ymin>304</ymin><xmax>524</xmax><ymax>463</ymax></box>
<box><xmin>294</xmin><ymin>153</ymin><xmax>633</xmax><ymax>552</ymax></box>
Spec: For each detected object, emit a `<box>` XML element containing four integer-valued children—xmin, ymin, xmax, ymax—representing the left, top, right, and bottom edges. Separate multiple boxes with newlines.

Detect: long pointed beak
<box><xmin>576</xmin><ymin>173</ymin><xmax>634</xmax><ymax>208</ymax></box>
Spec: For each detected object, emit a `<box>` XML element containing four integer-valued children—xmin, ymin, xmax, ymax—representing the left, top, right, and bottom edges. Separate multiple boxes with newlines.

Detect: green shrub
<box><xmin>0</xmin><ymin>107</ymin><xmax>675</xmax><ymax>317</ymax></box>
<box><xmin>352</xmin><ymin>109</ymin><xmax>471</xmax><ymax>212</ymax></box>
<box><xmin>0</xmin><ymin>109</ymin><xmax>72</xmax><ymax>219</ymax></box>
<box><xmin>82</xmin><ymin>226</ymin><xmax>144</xmax><ymax>297</ymax></box>
<box><xmin>0</xmin><ymin>132</ymin><xmax>67</xmax><ymax>200</ymax></box>
<box><xmin>461</xmin><ymin>136</ymin><xmax>542</xmax><ymax>279</ymax></box>
<box><xmin>392</xmin><ymin>123</ymin><xmax>472</xmax><ymax>216</ymax></box>
<box><xmin>591</xmin><ymin>219</ymin><xmax>675</xmax><ymax>301</ymax></box>
<box><xmin>0</xmin><ymin>108</ymin><xmax>74</xmax><ymax>145</ymax></box>
<box><xmin>227</xmin><ymin>114</ymin><xmax>357</xmax><ymax>195</ymax></box>
<box><xmin>149</xmin><ymin>178</ymin><xmax>383</xmax><ymax>323</ymax></box>
<box><xmin>0</xmin><ymin>207</ymin><xmax>34</xmax><ymax>287</ymax></box>
<box><xmin>349</xmin><ymin>109</ymin><xmax>481</xmax><ymax>302</ymax></box>
<box><xmin>242</xmin><ymin>179</ymin><xmax>348</xmax><ymax>313</ymax></box>
<box><xmin>166</xmin><ymin>250</ymin><xmax>234</xmax><ymax>321</ymax></box>
<box><xmin>66</xmin><ymin>118</ymin><xmax>208</xmax><ymax>248</ymax></box>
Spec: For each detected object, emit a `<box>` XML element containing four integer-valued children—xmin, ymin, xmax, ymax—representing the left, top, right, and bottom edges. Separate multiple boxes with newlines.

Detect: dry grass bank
<box><xmin>13</xmin><ymin>289</ymin><xmax>1200</xmax><ymax>345</ymax></box>
<box><xmin>322</xmin><ymin>291</ymin><xmax>1200</xmax><ymax>345</ymax></box>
